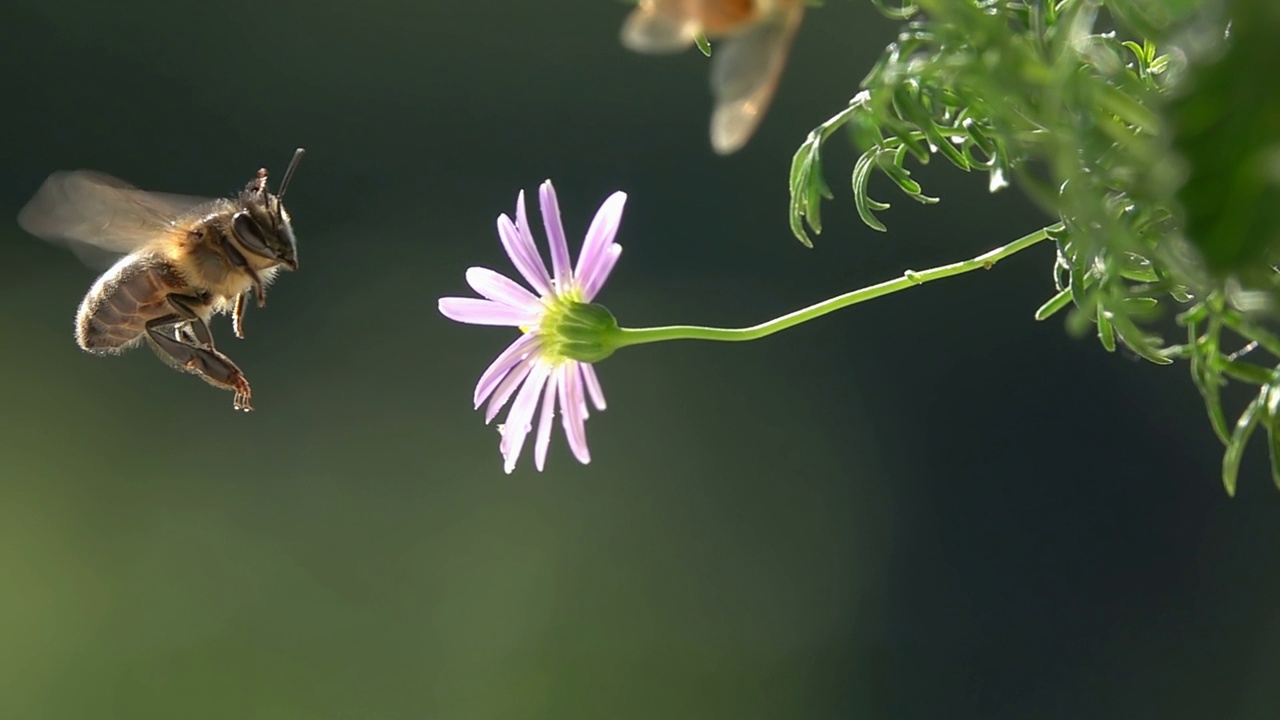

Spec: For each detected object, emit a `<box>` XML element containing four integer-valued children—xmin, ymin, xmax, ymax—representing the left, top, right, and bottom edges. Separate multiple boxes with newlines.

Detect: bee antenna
<box><xmin>276</xmin><ymin>147</ymin><xmax>306</xmax><ymax>199</ymax></box>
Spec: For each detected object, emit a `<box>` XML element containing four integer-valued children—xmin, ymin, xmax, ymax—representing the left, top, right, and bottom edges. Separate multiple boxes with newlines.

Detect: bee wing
<box><xmin>620</xmin><ymin>0</ymin><xmax>699</xmax><ymax>53</ymax></box>
<box><xmin>17</xmin><ymin>170</ymin><xmax>215</xmax><ymax>269</ymax></box>
<box><xmin>707</xmin><ymin>3</ymin><xmax>805</xmax><ymax>154</ymax></box>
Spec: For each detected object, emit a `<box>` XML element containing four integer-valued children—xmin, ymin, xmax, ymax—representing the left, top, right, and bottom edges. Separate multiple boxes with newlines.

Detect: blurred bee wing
<box><xmin>620</xmin><ymin>0</ymin><xmax>699</xmax><ymax>53</ymax></box>
<box><xmin>708</xmin><ymin>4</ymin><xmax>804</xmax><ymax>154</ymax></box>
<box><xmin>18</xmin><ymin>170</ymin><xmax>214</xmax><ymax>269</ymax></box>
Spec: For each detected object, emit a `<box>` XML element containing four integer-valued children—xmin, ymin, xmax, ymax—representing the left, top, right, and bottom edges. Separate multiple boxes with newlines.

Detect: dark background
<box><xmin>1</xmin><ymin>1</ymin><xmax>1277</xmax><ymax>718</ymax></box>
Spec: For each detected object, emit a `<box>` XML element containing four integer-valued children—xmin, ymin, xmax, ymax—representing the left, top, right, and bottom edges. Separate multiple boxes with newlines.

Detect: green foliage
<box><xmin>788</xmin><ymin>0</ymin><xmax>1280</xmax><ymax>494</ymax></box>
<box><xmin>694</xmin><ymin>33</ymin><xmax>712</xmax><ymax>57</ymax></box>
<box><xmin>1170</xmin><ymin>0</ymin><xmax>1280</xmax><ymax>280</ymax></box>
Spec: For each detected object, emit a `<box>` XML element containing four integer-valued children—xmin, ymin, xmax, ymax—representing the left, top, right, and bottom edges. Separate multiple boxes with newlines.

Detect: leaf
<box><xmin>1064</xmin><ymin>243</ymin><xmax>1089</xmax><ymax>309</ymax></box>
<box><xmin>961</xmin><ymin>117</ymin><xmax>997</xmax><ymax>158</ymax></box>
<box><xmin>1119</xmin><ymin>296</ymin><xmax>1160</xmax><ymax>315</ymax></box>
<box><xmin>788</xmin><ymin>159</ymin><xmax>813</xmax><ymax>245</ymax></box>
<box><xmin>1223</xmin><ymin>386</ymin><xmax>1267</xmax><ymax>497</ymax></box>
<box><xmin>879</xmin><ymin>147</ymin><xmax>939</xmax><ymax>204</ymax></box>
<box><xmin>1118</xmin><ymin>253</ymin><xmax>1160</xmax><ymax>282</ymax></box>
<box><xmin>788</xmin><ymin>135</ymin><xmax>824</xmax><ymax>246</ymax></box>
<box><xmin>1121</xmin><ymin>40</ymin><xmax>1150</xmax><ymax>68</ymax></box>
<box><xmin>1186</xmin><ymin>318</ymin><xmax>1232</xmax><ymax>444</ymax></box>
<box><xmin>852</xmin><ymin>152</ymin><xmax>890</xmax><ymax>232</ymax></box>
<box><xmin>1035</xmin><ymin>288</ymin><xmax>1074</xmax><ymax>320</ymax></box>
<box><xmin>694</xmin><ymin>33</ymin><xmax>711</xmax><ymax>57</ymax></box>
<box><xmin>869</xmin><ymin>0</ymin><xmax>918</xmax><ymax>21</ymax></box>
<box><xmin>892</xmin><ymin>85</ymin><xmax>968</xmax><ymax>170</ymax></box>
<box><xmin>1097</xmin><ymin>307</ymin><xmax>1117</xmax><ymax>352</ymax></box>
<box><xmin>1220</xmin><ymin>360</ymin><xmax>1274</xmax><ymax>386</ymax></box>
<box><xmin>1109</xmin><ymin>309</ymin><xmax>1173</xmax><ymax>364</ymax></box>
<box><xmin>787</xmin><ymin>103</ymin><xmax>860</xmax><ymax>247</ymax></box>
<box><xmin>1267</xmin><ymin>385</ymin><xmax>1280</xmax><ymax>491</ymax></box>
<box><xmin>932</xmin><ymin>132</ymin><xmax>972</xmax><ymax>171</ymax></box>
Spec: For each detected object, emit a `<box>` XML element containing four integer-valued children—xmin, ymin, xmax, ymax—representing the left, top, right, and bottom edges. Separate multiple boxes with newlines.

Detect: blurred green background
<box><xmin>1</xmin><ymin>1</ymin><xmax>1278</xmax><ymax>718</ymax></box>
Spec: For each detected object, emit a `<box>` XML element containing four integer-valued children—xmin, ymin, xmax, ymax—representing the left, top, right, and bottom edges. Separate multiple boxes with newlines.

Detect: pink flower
<box><xmin>439</xmin><ymin>181</ymin><xmax>626</xmax><ymax>473</ymax></box>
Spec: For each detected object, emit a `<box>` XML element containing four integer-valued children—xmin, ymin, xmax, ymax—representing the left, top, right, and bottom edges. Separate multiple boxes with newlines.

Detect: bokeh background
<box><xmin>1</xmin><ymin>1</ymin><xmax>1278</xmax><ymax>718</ymax></box>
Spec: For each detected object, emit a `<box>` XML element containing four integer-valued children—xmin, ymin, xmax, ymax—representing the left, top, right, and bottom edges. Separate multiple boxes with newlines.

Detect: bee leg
<box><xmin>251</xmin><ymin>275</ymin><xmax>267</xmax><ymax>308</ymax></box>
<box><xmin>145</xmin><ymin>315</ymin><xmax>254</xmax><ymax>412</ymax></box>
<box><xmin>216</xmin><ymin>233</ymin><xmax>268</xmax><ymax>308</ymax></box>
<box><xmin>165</xmin><ymin>294</ymin><xmax>217</xmax><ymax>348</ymax></box>
<box><xmin>232</xmin><ymin>293</ymin><xmax>248</xmax><ymax>340</ymax></box>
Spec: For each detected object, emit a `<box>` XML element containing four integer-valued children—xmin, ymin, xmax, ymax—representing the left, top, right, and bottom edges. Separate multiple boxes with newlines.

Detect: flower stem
<box><xmin>614</xmin><ymin>223</ymin><xmax>1060</xmax><ymax>347</ymax></box>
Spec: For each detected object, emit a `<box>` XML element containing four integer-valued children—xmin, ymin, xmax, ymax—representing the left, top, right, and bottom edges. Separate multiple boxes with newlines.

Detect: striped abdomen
<box><xmin>75</xmin><ymin>252</ymin><xmax>200</xmax><ymax>354</ymax></box>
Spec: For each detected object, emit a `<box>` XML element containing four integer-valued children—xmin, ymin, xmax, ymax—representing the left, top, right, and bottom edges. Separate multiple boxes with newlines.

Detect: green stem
<box><xmin>614</xmin><ymin>223</ymin><xmax>1060</xmax><ymax>347</ymax></box>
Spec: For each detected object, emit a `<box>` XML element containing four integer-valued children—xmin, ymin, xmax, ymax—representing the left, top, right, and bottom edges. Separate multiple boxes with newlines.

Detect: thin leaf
<box><xmin>877</xmin><ymin>148</ymin><xmax>938</xmax><ymax>203</ymax></box>
<box><xmin>1267</xmin><ymin>385</ymin><xmax>1280</xmax><ymax>491</ymax></box>
<box><xmin>1220</xmin><ymin>360</ymin><xmax>1274</xmax><ymax>386</ymax></box>
<box><xmin>1035</xmin><ymin>288</ymin><xmax>1074</xmax><ymax>320</ymax></box>
<box><xmin>1119</xmin><ymin>296</ymin><xmax>1160</xmax><ymax>315</ymax></box>
<box><xmin>869</xmin><ymin>0</ymin><xmax>918</xmax><ymax>21</ymax></box>
<box><xmin>1187</xmin><ymin>319</ymin><xmax>1231</xmax><ymax>444</ymax></box>
<box><xmin>852</xmin><ymin>153</ymin><xmax>889</xmax><ymax>232</ymax></box>
<box><xmin>932</xmin><ymin>132</ymin><xmax>972</xmax><ymax>170</ymax></box>
<box><xmin>1223</xmin><ymin>388</ymin><xmax>1267</xmax><ymax>497</ymax></box>
<box><xmin>1097</xmin><ymin>307</ymin><xmax>1117</xmax><ymax>352</ymax></box>
<box><xmin>1110</xmin><ymin>316</ymin><xmax>1173</xmax><ymax>365</ymax></box>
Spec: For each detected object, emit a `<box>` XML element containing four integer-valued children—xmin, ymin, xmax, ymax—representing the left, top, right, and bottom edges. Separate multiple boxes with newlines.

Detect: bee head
<box><xmin>232</xmin><ymin>148</ymin><xmax>305</xmax><ymax>270</ymax></box>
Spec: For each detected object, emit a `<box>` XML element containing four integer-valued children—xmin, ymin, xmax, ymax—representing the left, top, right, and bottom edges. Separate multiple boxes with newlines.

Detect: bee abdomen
<box><xmin>75</xmin><ymin>254</ymin><xmax>189</xmax><ymax>354</ymax></box>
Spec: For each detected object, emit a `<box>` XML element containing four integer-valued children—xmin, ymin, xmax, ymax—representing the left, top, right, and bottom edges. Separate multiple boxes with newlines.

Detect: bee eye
<box><xmin>232</xmin><ymin>212</ymin><xmax>273</xmax><ymax>258</ymax></box>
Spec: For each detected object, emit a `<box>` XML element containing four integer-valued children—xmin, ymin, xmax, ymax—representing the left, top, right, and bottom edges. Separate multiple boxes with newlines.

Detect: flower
<box><xmin>438</xmin><ymin>181</ymin><xmax>626</xmax><ymax>473</ymax></box>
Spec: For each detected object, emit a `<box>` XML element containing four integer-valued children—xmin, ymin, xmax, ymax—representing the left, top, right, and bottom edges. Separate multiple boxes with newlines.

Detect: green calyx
<box><xmin>538</xmin><ymin>300</ymin><xmax>621</xmax><ymax>364</ymax></box>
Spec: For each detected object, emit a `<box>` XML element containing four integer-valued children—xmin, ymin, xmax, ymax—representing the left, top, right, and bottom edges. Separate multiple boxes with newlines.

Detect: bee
<box><xmin>16</xmin><ymin>148</ymin><xmax>306</xmax><ymax>412</ymax></box>
<box><xmin>621</xmin><ymin>0</ymin><xmax>805</xmax><ymax>155</ymax></box>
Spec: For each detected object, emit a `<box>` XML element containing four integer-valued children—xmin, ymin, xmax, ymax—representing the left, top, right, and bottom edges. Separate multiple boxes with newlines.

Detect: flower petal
<box><xmin>497</xmin><ymin>212</ymin><xmax>553</xmax><ymax>297</ymax></box>
<box><xmin>465</xmin><ymin>267</ymin><xmax>543</xmax><ymax>312</ymax></box>
<box><xmin>474</xmin><ymin>332</ymin><xmax>540</xmax><ymax>408</ymax></box>
<box><xmin>558</xmin><ymin>363</ymin><xmax>591</xmax><ymax>464</ymax></box>
<box><xmin>439</xmin><ymin>297</ymin><xmax>538</xmax><ymax>326</ymax></box>
<box><xmin>580</xmin><ymin>244</ymin><xmax>622</xmax><ymax>302</ymax></box>
<box><xmin>580</xmin><ymin>363</ymin><xmax>607</xmax><ymax>411</ymax></box>
<box><xmin>485</xmin><ymin>355</ymin><xmax>535</xmax><ymax>424</ymax></box>
<box><xmin>513</xmin><ymin>190</ymin><xmax>555</xmax><ymax>294</ymax></box>
<box><xmin>501</xmin><ymin>361</ymin><xmax>552</xmax><ymax>473</ymax></box>
<box><xmin>534</xmin><ymin>365</ymin><xmax>561</xmax><ymax>471</ymax></box>
<box><xmin>539</xmin><ymin>180</ymin><xmax>573</xmax><ymax>289</ymax></box>
<box><xmin>574</xmin><ymin>191</ymin><xmax>627</xmax><ymax>294</ymax></box>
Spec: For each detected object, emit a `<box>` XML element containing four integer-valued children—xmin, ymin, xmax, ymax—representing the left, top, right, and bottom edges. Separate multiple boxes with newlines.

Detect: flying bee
<box><xmin>17</xmin><ymin>148</ymin><xmax>306</xmax><ymax>412</ymax></box>
<box><xmin>621</xmin><ymin>0</ymin><xmax>805</xmax><ymax>155</ymax></box>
